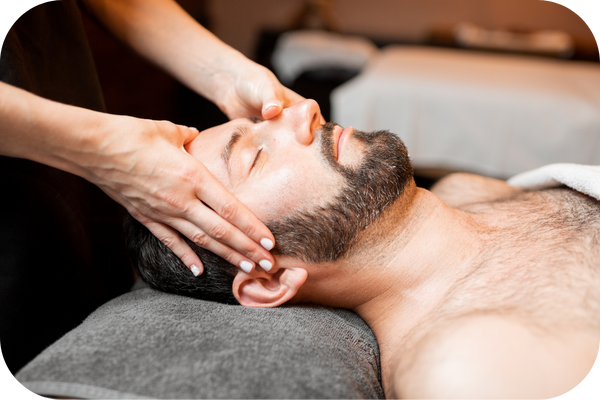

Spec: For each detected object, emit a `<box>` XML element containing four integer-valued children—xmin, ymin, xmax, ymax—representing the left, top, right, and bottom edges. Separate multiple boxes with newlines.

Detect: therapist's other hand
<box><xmin>84</xmin><ymin>116</ymin><xmax>276</xmax><ymax>276</ymax></box>
<box><xmin>212</xmin><ymin>57</ymin><xmax>304</xmax><ymax>121</ymax></box>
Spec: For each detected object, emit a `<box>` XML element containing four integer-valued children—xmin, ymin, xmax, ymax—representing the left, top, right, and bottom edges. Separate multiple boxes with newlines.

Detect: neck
<box><xmin>301</xmin><ymin>183</ymin><xmax>488</xmax><ymax>391</ymax></box>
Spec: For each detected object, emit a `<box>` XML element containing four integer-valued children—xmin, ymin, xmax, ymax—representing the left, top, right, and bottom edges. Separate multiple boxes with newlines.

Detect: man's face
<box><xmin>186</xmin><ymin>100</ymin><xmax>356</xmax><ymax>221</ymax></box>
<box><xmin>186</xmin><ymin>99</ymin><xmax>413</xmax><ymax>263</ymax></box>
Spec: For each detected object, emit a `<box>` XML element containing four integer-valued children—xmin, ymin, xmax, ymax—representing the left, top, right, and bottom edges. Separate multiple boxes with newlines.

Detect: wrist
<box><xmin>29</xmin><ymin>99</ymin><xmax>120</xmax><ymax>181</ymax></box>
<box><xmin>0</xmin><ymin>83</ymin><xmax>110</xmax><ymax>179</ymax></box>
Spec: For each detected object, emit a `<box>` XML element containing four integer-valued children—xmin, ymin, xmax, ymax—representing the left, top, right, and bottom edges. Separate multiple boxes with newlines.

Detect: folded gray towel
<box><xmin>16</xmin><ymin>287</ymin><xmax>383</xmax><ymax>399</ymax></box>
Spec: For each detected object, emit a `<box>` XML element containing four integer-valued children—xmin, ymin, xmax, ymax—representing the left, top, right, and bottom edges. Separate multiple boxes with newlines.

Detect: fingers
<box><xmin>97</xmin><ymin>117</ymin><xmax>276</xmax><ymax>280</ymax></box>
<box><xmin>169</xmin><ymin>213</ymin><xmax>273</xmax><ymax>274</ymax></box>
<box><xmin>181</xmin><ymin>125</ymin><xmax>200</xmax><ymax>145</ymax></box>
<box><xmin>261</xmin><ymin>99</ymin><xmax>282</xmax><ymax>120</ymax></box>
<box><xmin>189</xmin><ymin>174</ymin><xmax>276</xmax><ymax>271</ymax></box>
<box><xmin>220</xmin><ymin>60</ymin><xmax>305</xmax><ymax>120</ymax></box>
<box><xmin>261</xmin><ymin>88</ymin><xmax>305</xmax><ymax>120</ymax></box>
<box><xmin>151</xmin><ymin>151</ymin><xmax>276</xmax><ymax>273</ymax></box>
<box><xmin>144</xmin><ymin>221</ymin><xmax>204</xmax><ymax>276</ymax></box>
<box><xmin>143</xmin><ymin>178</ymin><xmax>275</xmax><ymax>274</ymax></box>
<box><xmin>132</xmin><ymin>123</ymin><xmax>274</xmax><ymax>275</ymax></box>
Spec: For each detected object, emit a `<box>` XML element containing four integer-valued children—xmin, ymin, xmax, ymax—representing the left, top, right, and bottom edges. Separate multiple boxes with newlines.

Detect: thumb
<box><xmin>180</xmin><ymin>125</ymin><xmax>200</xmax><ymax>146</ymax></box>
<box><xmin>261</xmin><ymin>98</ymin><xmax>283</xmax><ymax>120</ymax></box>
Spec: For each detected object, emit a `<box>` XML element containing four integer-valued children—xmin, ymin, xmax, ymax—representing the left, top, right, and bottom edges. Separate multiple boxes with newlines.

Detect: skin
<box><xmin>187</xmin><ymin>101</ymin><xmax>600</xmax><ymax>398</ymax></box>
<box><xmin>185</xmin><ymin>99</ymin><xmax>348</xmax><ymax>223</ymax></box>
<box><xmin>1</xmin><ymin>0</ymin><xmax>304</xmax><ymax>275</ymax></box>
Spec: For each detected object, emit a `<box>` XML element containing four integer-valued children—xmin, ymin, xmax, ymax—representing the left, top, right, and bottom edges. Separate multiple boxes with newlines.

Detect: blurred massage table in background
<box><xmin>332</xmin><ymin>46</ymin><xmax>600</xmax><ymax>179</ymax></box>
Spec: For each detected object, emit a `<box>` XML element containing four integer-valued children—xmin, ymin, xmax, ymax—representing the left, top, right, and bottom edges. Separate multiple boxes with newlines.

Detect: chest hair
<box><xmin>403</xmin><ymin>188</ymin><xmax>600</xmax><ymax>357</ymax></box>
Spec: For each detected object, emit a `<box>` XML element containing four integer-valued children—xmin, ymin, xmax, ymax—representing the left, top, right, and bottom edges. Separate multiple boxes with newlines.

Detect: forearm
<box><xmin>0</xmin><ymin>81</ymin><xmax>113</xmax><ymax>179</ymax></box>
<box><xmin>80</xmin><ymin>0</ymin><xmax>247</xmax><ymax>105</ymax></box>
<box><xmin>0</xmin><ymin>82</ymin><xmax>276</xmax><ymax>273</ymax></box>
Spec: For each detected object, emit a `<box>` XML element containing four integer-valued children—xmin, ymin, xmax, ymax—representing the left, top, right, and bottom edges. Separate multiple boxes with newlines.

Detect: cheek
<box><xmin>206</xmin><ymin>163</ymin><xmax>229</xmax><ymax>187</ymax></box>
<box><xmin>236</xmin><ymin>168</ymin><xmax>298</xmax><ymax>221</ymax></box>
<box><xmin>236</xmin><ymin>166</ymin><xmax>345</xmax><ymax>222</ymax></box>
<box><xmin>194</xmin><ymin>152</ymin><xmax>230</xmax><ymax>189</ymax></box>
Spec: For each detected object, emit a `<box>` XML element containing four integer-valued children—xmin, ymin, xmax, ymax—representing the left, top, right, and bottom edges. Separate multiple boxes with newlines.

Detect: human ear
<box><xmin>232</xmin><ymin>267</ymin><xmax>308</xmax><ymax>308</ymax></box>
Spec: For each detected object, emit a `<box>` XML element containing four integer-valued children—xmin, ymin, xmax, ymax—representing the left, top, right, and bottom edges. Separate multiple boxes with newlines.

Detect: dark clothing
<box><xmin>1</xmin><ymin>0</ymin><xmax>105</xmax><ymax>111</ymax></box>
<box><xmin>0</xmin><ymin>0</ymin><xmax>134</xmax><ymax>374</ymax></box>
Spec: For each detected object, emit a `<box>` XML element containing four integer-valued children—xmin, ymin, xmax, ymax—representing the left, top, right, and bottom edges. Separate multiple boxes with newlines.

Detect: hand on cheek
<box><xmin>90</xmin><ymin>116</ymin><xmax>276</xmax><ymax>277</ymax></box>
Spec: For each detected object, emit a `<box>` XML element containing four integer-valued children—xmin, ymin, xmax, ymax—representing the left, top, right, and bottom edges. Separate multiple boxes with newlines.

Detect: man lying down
<box><xmin>126</xmin><ymin>99</ymin><xmax>600</xmax><ymax>399</ymax></box>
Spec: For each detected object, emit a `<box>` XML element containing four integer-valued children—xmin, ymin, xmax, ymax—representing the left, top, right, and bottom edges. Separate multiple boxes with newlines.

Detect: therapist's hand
<box><xmin>84</xmin><ymin>115</ymin><xmax>276</xmax><ymax>276</ymax></box>
<box><xmin>82</xmin><ymin>0</ymin><xmax>303</xmax><ymax>121</ymax></box>
<box><xmin>0</xmin><ymin>82</ymin><xmax>275</xmax><ymax>276</ymax></box>
<box><xmin>211</xmin><ymin>57</ymin><xmax>305</xmax><ymax>121</ymax></box>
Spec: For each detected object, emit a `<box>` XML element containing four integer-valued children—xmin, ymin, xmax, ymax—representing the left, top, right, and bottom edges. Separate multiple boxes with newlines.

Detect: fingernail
<box><xmin>260</xmin><ymin>238</ymin><xmax>274</xmax><ymax>251</ymax></box>
<box><xmin>189</xmin><ymin>126</ymin><xmax>198</xmax><ymax>132</ymax></box>
<box><xmin>259</xmin><ymin>260</ymin><xmax>272</xmax><ymax>272</ymax></box>
<box><xmin>191</xmin><ymin>265</ymin><xmax>201</xmax><ymax>276</ymax></box>
<box><xmin>265</xmin><ymin>103</ymin><xmax>279</xmax><ymax>111</ymax></box>
<box><xmin>239</xmin><ymin>260</ymin><xmax>253</xmax><ymax>273</ymax></box>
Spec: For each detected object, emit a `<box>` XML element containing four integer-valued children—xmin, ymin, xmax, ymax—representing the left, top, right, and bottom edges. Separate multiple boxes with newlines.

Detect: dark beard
<box><xmin>266</xmin><ymin>122</ymin><xmax>413</xmax><ymax>263</ymax></box>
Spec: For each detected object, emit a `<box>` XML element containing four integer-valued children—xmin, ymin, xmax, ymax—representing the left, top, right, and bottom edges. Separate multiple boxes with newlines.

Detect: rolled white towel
<box><xmin>508</xmin><ymin>163</ymin><xmax>600</xmax><ymax>201</ymax></box>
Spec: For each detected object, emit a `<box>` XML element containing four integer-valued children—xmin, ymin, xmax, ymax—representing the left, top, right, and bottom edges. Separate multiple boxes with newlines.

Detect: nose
<box><xmin>285</xmin><ymin>99</ymin><xmax>324</xmax><ymax>145</ymax></box>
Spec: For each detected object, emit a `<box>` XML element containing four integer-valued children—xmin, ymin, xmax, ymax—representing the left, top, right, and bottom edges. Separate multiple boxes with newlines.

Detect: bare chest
<box><xmin>444</xmin><ymin>188</ymin><xmax>600</xmax><ymax>330</ymax></box>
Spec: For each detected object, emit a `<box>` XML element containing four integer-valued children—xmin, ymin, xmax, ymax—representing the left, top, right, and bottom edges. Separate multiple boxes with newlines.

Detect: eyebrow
<box><xmin>221</xmin><ymin>118</ymin><xmax>260</xmax><ymax>177</ymax></box>
<box><xmin>222</xmin><ymin>129</ymin><xmax>243</xmax><ymax>177</ymax></box>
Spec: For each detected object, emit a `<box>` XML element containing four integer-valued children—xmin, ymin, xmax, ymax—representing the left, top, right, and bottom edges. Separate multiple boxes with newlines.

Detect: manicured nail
<box><xmin>190</xmin><ymin>265</ymin><xmax>201</xmax><ymax>276</ymax></box>
<box><xmin>239</xmin><ymin>260</ymin><xmax>253</xmax><ymax>273</ymax></box>
<box><xmin>189</xmin><ymin>126</ymin><xmax>198</xmax><ymax>132</ymax></box>
<box><xmin>259</xmin><ymin>260</ymin><xmax>272</xmax><ymax>272</ymax></box>
<box><xmin>265</xmin><ymin>103</ymin><xmax>279</xmax><ymax>111</ymax></box>
<box><xmin>260</xmin><ymin>238</ymin><xmax>274</xmax><ymax>251</ymax></box>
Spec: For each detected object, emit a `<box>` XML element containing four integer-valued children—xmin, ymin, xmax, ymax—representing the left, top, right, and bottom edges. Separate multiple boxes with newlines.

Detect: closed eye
<box><xmin>250</xmin><ymin>148</ymin><xmax>263</xmax><ymax>171</ymax></box>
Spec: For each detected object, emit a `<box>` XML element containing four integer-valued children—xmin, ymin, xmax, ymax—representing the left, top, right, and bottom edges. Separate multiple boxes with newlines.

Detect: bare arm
<box><xmin>0</xmin><ymin>81</ymin><xmax>277</xmax><ymax>274</ymax></box>
<box><xmin>1</xmin><ymin>0</ymin><xmax>309</xmax><ymax>274</ymax></box>
<box><xmin>79</xmin><ymin>0</ymin><xmax>303</xmax><ymax>119</ymax></box>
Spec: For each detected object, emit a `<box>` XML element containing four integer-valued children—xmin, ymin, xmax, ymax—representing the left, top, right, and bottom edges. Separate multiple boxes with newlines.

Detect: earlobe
<box><xmin>233</xmin><ymin>268</ymin><xmax>308</xmax><ymax>308</ymax></box>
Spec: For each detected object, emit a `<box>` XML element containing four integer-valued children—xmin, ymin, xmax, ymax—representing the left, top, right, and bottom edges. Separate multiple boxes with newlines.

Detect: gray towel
<box><xmin>16</xmin><ymin>286</ymin><xmax>383</xmax><ymax>399</ymax></box>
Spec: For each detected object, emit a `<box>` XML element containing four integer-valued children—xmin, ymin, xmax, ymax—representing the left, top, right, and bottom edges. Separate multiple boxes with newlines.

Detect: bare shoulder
<box><xmin>430</xmin><ymin>172</ymin><xmax>523</xmax><ymax>208</ymax></box>
<box><xmin>395</xmin><ymin>314</ymin><xmax>598</xmax><ymax>399</ymax></box>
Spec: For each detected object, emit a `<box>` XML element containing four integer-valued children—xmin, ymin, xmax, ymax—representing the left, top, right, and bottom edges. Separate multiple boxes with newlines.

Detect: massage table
<box><xmin>332</xmin><ymin>46</ymin><xmax>600</xmax><ymax>178</ymax></box>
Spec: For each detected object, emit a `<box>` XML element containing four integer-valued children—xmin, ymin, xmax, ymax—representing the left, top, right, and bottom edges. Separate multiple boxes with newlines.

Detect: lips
<box><xmin>333</xmin><ymin>125</ymin><xmax>353</xmax><ymax>161</ymax></box>
<box><xmin>332</xmin><ymin>125</ymin><xmax>343</xmax><ymax>160</ymax></box>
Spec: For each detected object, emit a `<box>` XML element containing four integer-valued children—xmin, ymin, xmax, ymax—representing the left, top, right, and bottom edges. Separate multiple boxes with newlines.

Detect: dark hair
<box><xmin>124</xmin><ymin>216</ymin><xmax>239</xmax><ymax>304</ymax></box>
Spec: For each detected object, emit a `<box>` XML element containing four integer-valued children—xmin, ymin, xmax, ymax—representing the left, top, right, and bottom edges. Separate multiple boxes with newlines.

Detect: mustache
<box><xmin>316</xmin><ymin>121</ymin><xmax>341</xmax><ymax>170</ymax></box>
<box><xmin>315</xmin><ymin>121</ymin><xmax>336</xmax><ymax>148</ymax></box>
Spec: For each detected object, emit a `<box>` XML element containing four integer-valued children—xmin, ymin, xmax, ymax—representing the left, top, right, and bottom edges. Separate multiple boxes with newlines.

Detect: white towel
<box><xmin>272</xmin><ymin>30</ymin><xmax>379</xmax><ymax>84</ymax></box>
<box><xmin>507</xmin><ymin>163</ymin><xmax>600</xmax><ymax>201</ymax></box>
